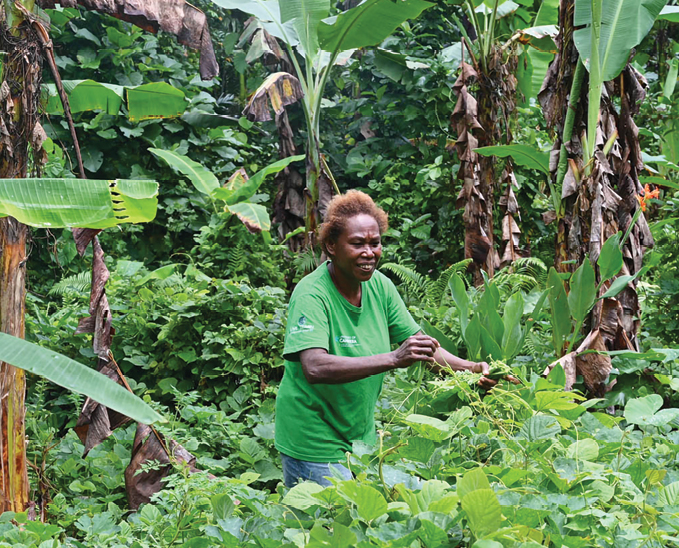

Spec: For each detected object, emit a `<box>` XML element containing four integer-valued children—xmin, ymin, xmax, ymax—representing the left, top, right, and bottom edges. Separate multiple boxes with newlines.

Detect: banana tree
<box><xmin>451</xmin><ymin>0</ymin><xmax>556</xmax><ymax>284</ymax></box>
<box><xmin>211</xmin><ymin>0</ymin><xmax>433</xmax><ymax>246</ymax></box>
<box><xmin>538</xmin><ymin>0</ymin><xmax>666</xmax><ymax>393</ymax></box>
<box><xmin>0</xmin><ymin>0</ymin><xmax>216</xmax><ymax>513</ymax></box>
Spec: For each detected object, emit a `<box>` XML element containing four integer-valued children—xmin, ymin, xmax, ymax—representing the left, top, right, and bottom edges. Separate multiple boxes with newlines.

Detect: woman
<box><xmin>275</xmin><ymin>190</ymin><xmax>491</xmax><ymax>488</ymax></box>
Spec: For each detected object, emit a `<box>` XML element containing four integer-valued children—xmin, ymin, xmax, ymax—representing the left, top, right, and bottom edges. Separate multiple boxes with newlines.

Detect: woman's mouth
<box><xmin>358</xmin><ymin>264</ymin><xmax>374</xmax><ymax>272</ymax></box>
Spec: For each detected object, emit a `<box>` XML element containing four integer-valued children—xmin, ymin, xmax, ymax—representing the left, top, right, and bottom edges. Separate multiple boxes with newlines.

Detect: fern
<box><xmin>379</xmin><ymin>262</ymin><xmax>428</xmax><ymax>300</ymax></box>
<box><xmin>293</xmin><ymin>248</ymin><xmax>319</xmax><ymax>278</ymax></box>
<box><xmin>228</xmin><ymin>244</ymin><xmax>246</xmax><ymax>274</ymax></box>
<box><xmin>157</xmin><ymin>273</ymin><xmax>186</xmax><ymax>290</ymax></box>
<box><xmin>493</xmin><ymin>257</ymin><xmax>548</xmax><ymax>296</ymax></box>
<box><xmin>426</xmin><ymin>259</ymin><xmax>472</xmax><ymax>306</ymax></box>
<box><xmin>48</xmin><ymin>271</ymin><xmax>92</xmax><ymax>296</ymax></box>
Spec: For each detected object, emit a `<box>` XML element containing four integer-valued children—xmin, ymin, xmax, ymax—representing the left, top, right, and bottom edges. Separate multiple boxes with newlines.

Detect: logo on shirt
<box><xmin>289</xmin><ymin>314</ymin><xmax>314</xmax><ymax>335</ymax></box>
<box><xmin>336</xmin><ymin>335</ymin><xmax>359</xmax><ymax>347</ymax></box>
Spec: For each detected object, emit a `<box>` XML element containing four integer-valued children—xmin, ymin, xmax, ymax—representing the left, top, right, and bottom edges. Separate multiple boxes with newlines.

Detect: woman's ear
<box><xmin>325</xmin><ymin>241</ymin><xmax>335</xmax><ymax>259</ymax></box>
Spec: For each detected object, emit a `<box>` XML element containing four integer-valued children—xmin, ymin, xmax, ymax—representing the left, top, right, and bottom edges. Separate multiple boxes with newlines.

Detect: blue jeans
<box><xmin>280</xmin><ymin>453</ymin><xmax>352</xmax><ymax>488</ymax></box>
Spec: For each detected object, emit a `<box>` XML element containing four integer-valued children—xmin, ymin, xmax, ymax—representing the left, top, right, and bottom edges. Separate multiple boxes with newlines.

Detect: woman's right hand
<box><xmin>392</xmin><ymin>334</ymin><xmax>439</xmax><ymax>368</ymax></box>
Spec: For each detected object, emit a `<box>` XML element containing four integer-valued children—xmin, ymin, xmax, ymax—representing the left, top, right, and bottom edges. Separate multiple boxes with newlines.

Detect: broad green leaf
<box><xmin>566</xmin><ymin>439</ymin><xmax>600</xmax><ymax>461</ymax></box>
<box><xmin>624</xmin><ymin>394</ymin><xmax>679</xmax><ymax>427</ymax></box>
<box><xmin>308</xmin><ymin>521</ymin><xmax>357</xmax><ymax>547</ymax></box>
<box><xmin>663</xmin><ymin>58</ymin><xmax>679</xmax><ymax>99</ymax></box>
<box><xmin>573</xmin><ymin>0</ymin><xmax>668</xmax><ymax>82</ymax></box>
<box><xmin>44</xmin><ymin>80</ymin><xmax>124</xmax><ymax>115</ymax></box>
<box><xmin>547</xmin><ymin>268</ymin><xmax>571</xmax><ymax>355</ymax></box>
<box><xmin>519</xmin><ymin>414</ymin><xmax>561</xmax><ymax>442</ymax></box>
<box><xmin>473</xmin><ymin>541</ymin><xmax>504</xmax><ymax>548</ymax></box>
<box><xmin>597</xmin><ymin>232</ymin><xmax>623</xmax><ymax>282</ymax></box>
<box><xmin>449</xmin><ymin>274</ymin><xmax>469</xmax><ymax>337</ymax></box>
<box><xmin>226</xmin><ymin>202</ymin><xmax>271</xmax><ymax>232</ymax></box>
<box><xmin>282</xmin><ymin>482</ymin><xmax>325</xmax><ymax>511</ymax></box>
<box><xmin>547</xmin><ymin>363</ymin><xmax>567</xmax><ymax>388</ymax></box>
<box><xmin>0</xmin><ymin>333</ymin><xmax>163</xmax><ymax>425</ymax></box>
<box><xmin>480</xmin><ymin>326</ymin><xmax>503</xmax><ymax>361</ymax></box>
<box><xmin>337</xmin><ymin>483</ymin><xmax>388</xmax><ymax>522</ymax></box>
<box><xmin>461</xmin><ymin>489</ymin><xmax>502</xmax><ymax>538</ymax></box>
<box><xmin>478</xmin><ymin>289</ymin><xmax>504</xmax><ymax>345</ymax></box>
<box><xmin>405</xmin><ymin>414</ymin><xmax>451</xmax><ymax>442</ymax></box>
<box><xmin>127</xmin><ymin>82</ymin><xmax>187</xmax><ymax>122</ymax></box>
<box><xmin>410</xmin><ymin>480</ymin><xmax>451</xmax><ymax>514</ymax></box>
<box><xmin>457</xmin><ymin>467</ymin><xmax>491</xmax><ymax>499</ymax></box>
<box><xmin>447</xmin><ymin>406</ymin><xmax>474</xmax><ymax>433</ymax></box>
<box><xmin>420</xmin><ymin>320</ymin><xmax>457</xmax><ymax>356</ymax></box>
<box><xmin>646</xmin><ymin>469</ymin><xmax>667</xmax><ymax>486</ymax></box>
<box><xmin>601</xmin><ymin>266</ymin><xmax>650</xmax><ymax>299</ymax></box>
<box><xmin>568</xmin><ymin>258</ymin><xmax>597</xmax><ymax>323</ymax></box>
<box><xmin>475</xmin><ymin>1</ymin><xmax>518</xmax><ymax>18</ymax></box>
<box><xmin>534</xmin><ymin>0</ymin><xmax>559</xmax><ymax>25</ymax></box>
<box><xmin>588</xmin><ymin>479</ymin><xmax>615</xmax><ymax>502</ymax></box>
<box><xmin>428</xmin><ymin>494</ymin><xmax>459</xmax><ymax>514</ymax></box>
<box><xmin>658</xmin><ymin>5</ymin><xmax>679</xmax><ymax>22</ymax></box>
<box><xmin>398</xmin><ymin>436</ymin><xmax>436</xmax><ymax>463</ymax></box>
<box><xmin>474</xmin><ymin>144</ymin><xmax>550</xmax><ymax>174</ymax></box>
<box><xmin>318</xmin><ymin>0</ymin><xmax>433</xmax><ymax>53</ymax></box>
<box><xmin>465</xmin><ymin>315</ymin><xmax>482</xmax><ymax>361</ymax></box>
<box><xmin>658</xmin><ymin>481</ymin><xmax>679</xmax><ymax>506</ymax></box>
<box><xmin>211</xmin><ymin>494</ymin><xmax>236</xmax><ymax>520</ymax></box>
<box><xmin>0</xmin><ymin>178</ymin><xmax>158</xmax><ymax>228</ymax></box>
<box><xmin>516</xmin><ymin>49</ymin><xmax>534</xmax><ymax>107</ymax></box>
<box><xmin>149</xmin><ymin>148</ymin><xmax>219</xmax><ymax>196</ymax></box>
<box><xmin>217</xmin><ymin>155</ymin><xmax>305</xmax><ymax>205</ymax></box>
<box><xmin>535</xmin><ymin>391</ymin><xmax>582</xmax><ymax>412</ymax></box>
<box><xmin>502</xmin><ymin>291</ymin><xmax>524</xmax><ymax>359</ymax></box>
<box><xmin>280</xmin><ymin>0</ymin><xmax>330</xmax><ymax>61</ymax></box>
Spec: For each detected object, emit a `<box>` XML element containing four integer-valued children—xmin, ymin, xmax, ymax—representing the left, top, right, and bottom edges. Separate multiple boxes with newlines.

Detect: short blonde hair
<box><xmin>319</xmin><ymin>190</ymin><xmax>388</xmax><ymax>256</ymax></box>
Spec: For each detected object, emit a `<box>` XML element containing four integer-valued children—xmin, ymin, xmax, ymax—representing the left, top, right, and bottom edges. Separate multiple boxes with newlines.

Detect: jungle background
<box><xmin>1</xmin><ymin>0</ymin><xmax>679</xmax><ymax>546</ymax></box>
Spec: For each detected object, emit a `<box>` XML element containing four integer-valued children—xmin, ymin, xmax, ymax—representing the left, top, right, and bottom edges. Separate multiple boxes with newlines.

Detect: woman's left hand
<box><xmin>472</xmin><ymin>361</ymin><xmax>497</xmax><ymax>390</ymax></box>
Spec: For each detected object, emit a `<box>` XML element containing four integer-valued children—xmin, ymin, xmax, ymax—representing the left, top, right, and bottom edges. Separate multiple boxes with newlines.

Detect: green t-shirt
<box><xmin>275</xmin><ymin>262</ymin><xmax>420</xmax><ymax>462</ymax></box>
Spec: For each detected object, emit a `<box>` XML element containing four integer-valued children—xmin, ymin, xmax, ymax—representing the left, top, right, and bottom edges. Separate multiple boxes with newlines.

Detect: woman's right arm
<box><xmin>300</xmin><ymin>333</ymin><xmax>439</xmax><ymax>384</ymax></box>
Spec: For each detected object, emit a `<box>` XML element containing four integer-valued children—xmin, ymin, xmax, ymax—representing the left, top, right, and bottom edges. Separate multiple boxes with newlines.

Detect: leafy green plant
<box><xmin>151</xmin><ymin>147</ymin><xmax>304</xmax><ymax>233</ymax></box>
<box><xmin>448</xmin><ymin>272</ymin><xmax>547</xmax><ymax>365</ymax></box>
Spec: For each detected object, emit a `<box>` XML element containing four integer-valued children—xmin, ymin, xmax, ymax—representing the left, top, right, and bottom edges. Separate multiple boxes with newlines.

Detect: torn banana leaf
<box><xmin>0</xmin><ymin>178</ymin><xmax>158</xmax><ymax>228</ymax></box>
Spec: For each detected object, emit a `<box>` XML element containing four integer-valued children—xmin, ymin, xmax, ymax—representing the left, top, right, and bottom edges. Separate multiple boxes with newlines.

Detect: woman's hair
<box><xmin>319</xmin><ymin>190</ymin><xmax>388</xmax><ymax>256</ymax></box>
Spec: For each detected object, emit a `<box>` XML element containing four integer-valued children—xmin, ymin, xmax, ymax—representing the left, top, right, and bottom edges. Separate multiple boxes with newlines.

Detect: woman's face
<box><xmin>327</xmin><ymin>214</ymin><xmax>382</xmax><ymax>285</ymax></box>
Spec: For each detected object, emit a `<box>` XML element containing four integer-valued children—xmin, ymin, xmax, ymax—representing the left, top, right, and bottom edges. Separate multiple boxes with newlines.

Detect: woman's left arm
<box><xmin>431</xmin><ymin>346</ymin><xmax>489</xmax><ymax>374</ymax></box>
<box><xmin>428</xmin><ymin>344</ymin><xmax>497</xmax><ymax>389</ymax></box>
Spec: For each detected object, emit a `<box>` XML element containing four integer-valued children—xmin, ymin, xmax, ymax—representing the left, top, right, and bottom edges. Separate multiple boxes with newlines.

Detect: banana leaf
<box><xmin>0</xmin><ymin>178</ymin><xmax>158</xmax><ymax>228</ymax></box>
<box><xmin>44</xmin><ymin>80</ymin><xmax>187</xmax><ymax>121</ymax></box>
<box><xmin>0</xmin><ymin>333</ymin><xmax>164</xmax><ymax>425</ymax></box>
<box><xmin>318</xmin><ymin>0</ymin><xmax>433</xmax><ymax>53</ymax></box>
<box><xmin>475</xmin><ymin>145</ymin><xmax>550</xmax><ymax>174</ymax></box>
<box><xmin>149</xmin><ymin>149</ymin><xmax>219</xmax><ymax>196</ymax></box>
<box><xmin>573</xmin><ymin>0</ymin><xmax>667</xmax><ymax>82</ymax></box>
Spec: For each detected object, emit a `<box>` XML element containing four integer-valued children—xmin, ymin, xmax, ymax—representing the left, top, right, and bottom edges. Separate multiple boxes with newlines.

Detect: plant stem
<box><xmin>465</xmin><ymin>0</ymin><xmax>486</xmax><ymax>73</ymax></box>
<box><xmin>487</xmin><ymin>0</ymin><xmax>500</xmax><ymax>60</ymax></box>
<box><xmin>586</xmin><ymin>0</ymin><xmax>603</xmax><ymax>165</ymax></box>
<box><xmin>555</xmin><ymin>59</ymin><xmax>586</xmax><ymax>216</ymax></box>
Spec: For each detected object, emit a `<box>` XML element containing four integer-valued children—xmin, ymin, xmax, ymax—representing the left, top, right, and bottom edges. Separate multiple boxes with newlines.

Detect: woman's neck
<box><xmin>328</xmin><ymin>262</ymin><xmax>361</xmax><ymax>307</ymax></box>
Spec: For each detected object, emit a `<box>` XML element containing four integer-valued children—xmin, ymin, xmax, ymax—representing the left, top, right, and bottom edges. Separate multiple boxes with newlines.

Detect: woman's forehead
<box><xmin>342</xmin><ymin>214</ymin><xmax>380</xmax><ymax>237</ymax></box>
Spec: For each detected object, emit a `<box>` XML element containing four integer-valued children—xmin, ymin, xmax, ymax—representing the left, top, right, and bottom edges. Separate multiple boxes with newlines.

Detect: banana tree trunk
<box><xmin>0</xmin><ymin>0</ymin><xmax>43</xmax><ymax>511</ymax></box>
<box><xmin>539</xmin><ymin>0</ymin><xmax>654</xmax><ymax>394</ymax></box>
<box><xmin>454</xmin><ymin>45</ymin><xmax>519</xmax><ymax>285</ymax></box>
<box><xmin>0</xmin><ymin>218</ymin><xmax>29</xmax><ymax>513</ymax></box>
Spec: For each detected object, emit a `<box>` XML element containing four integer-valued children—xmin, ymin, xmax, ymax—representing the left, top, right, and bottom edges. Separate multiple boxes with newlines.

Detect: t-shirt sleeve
<box><xmin>384</xmin><ymin>277</ymin><xmax>421</xmax><ymax>345</ymax></box>
<box><xmin>283</xmin><ymin>291</ymin><xmax>330</xmax><ymax>361</ymax></box>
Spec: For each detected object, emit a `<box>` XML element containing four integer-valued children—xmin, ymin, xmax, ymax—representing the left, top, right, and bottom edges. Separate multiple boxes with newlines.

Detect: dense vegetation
<box><xmin>0</xmin><ymin>0</ymin><xmax>678</xmax><ymax>546</ymax></box>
